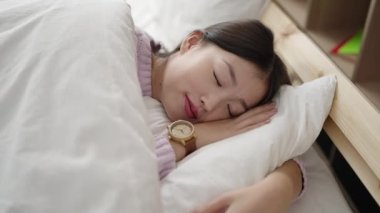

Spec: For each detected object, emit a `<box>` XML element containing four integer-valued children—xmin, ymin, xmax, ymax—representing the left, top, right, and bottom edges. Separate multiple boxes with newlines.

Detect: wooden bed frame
<box><xmin>260</xmin><ymin>2</ymin><xmax>380</xmax><ymax>206</ymax></box>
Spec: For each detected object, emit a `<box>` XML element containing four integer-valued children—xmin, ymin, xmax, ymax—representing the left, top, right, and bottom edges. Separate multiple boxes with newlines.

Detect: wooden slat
<box><xmin>324</xmin><ymin>117</ymin><xmax>380</xmax><ymax>205</ymax></box>
<box><xmin>261</xmin><ymin>2</ymin><xmax>380</xmax><ymax>205</ymax></box>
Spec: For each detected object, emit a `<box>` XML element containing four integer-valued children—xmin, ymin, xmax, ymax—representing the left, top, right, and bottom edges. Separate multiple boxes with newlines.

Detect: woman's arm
<box><xmin>193</xmin><ymin>159</ymin><xmax>303</xmax><ymax>213</ymax></box>
<box><xmin>170</xmin><ymin>102</ymin><xmax>276</xmax><ymax>161</ymax></box>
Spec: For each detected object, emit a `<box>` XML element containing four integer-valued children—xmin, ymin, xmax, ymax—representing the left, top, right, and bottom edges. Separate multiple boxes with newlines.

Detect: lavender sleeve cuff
<box><xmin>155</xmin><ymin>133</ymin><xmax>176</xmax><ymax>180</ymax></box>
<box><xmin>292</xmin><ymin>157</ymin><xmax>307</xmax><ymax>201</ymax></box>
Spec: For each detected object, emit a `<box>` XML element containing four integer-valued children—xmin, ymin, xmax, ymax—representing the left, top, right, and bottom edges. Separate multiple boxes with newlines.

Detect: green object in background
<box><xmin>338</xmin><ymin>30</ymin><xmax>363</xmax><ymax>55</ymax></box>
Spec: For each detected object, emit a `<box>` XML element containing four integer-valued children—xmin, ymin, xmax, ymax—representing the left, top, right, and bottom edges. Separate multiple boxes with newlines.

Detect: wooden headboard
<box><xmin>260</xmin><ymin>1</ymin><xmax>380</xmax><ymax>205</ymax></box>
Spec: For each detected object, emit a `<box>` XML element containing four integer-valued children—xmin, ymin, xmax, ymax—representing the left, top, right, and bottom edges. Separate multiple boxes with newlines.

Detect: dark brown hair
<box><xmin>154</xmin><ymin>20</ymin><xmax>291</xmax><ymax>106</ymax></box>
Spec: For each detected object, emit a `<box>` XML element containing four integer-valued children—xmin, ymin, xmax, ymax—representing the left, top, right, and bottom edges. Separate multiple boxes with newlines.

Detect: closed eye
<box><xmin>213</xmin><ymin>70</ymin><xmax>222</xmax><ymax>87</ymax></box>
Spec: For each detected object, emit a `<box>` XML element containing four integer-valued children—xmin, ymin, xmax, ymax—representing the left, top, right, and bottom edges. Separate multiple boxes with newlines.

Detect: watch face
<box><xmin>170</xmin><ymin>121</ymin><xmax>193</xmax><ymax>139</ymax></box>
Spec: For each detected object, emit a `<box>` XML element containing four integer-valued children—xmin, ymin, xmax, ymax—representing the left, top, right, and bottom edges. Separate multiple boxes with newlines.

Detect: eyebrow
<box><xmin>223</xmin><ymin>60</ymin><xmax>237</xmax><ymax>86</ymax></box>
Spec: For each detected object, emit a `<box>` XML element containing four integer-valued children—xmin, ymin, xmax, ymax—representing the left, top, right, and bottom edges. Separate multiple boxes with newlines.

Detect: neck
<box><xmin>151</xmin><ymin>55</ymin><xmax>167</xmax><ymax>101</ymax></box>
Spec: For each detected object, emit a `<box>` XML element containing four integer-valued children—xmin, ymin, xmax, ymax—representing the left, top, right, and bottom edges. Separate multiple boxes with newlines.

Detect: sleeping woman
<box><xmin>136</xmin><ymin>20</ymin><xmax>305</xmax><ymax>212</ymax></box>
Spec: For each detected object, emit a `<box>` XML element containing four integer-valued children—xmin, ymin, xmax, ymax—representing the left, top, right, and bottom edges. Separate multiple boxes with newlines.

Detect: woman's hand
<box><xmin>192</xmin><ymin>160</ymin><xmax>302</xmax><ymax>213</ymax></box>
<box><xmin>194</xmin><ymin>102</ymin><xmax>277</xmax><ymax>148</ymax></box>
<box><xmin>171</xmin><ymin>102</ymin><xmax>276</xmax><ymax>161</ymax></box>
<box><xmin>192</xmin><ymin>181</ymin><xmax>277</xmax><ymax>213</ymax></box>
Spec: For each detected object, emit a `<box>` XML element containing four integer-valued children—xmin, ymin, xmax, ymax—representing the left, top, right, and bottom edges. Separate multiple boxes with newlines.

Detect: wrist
<box><xmin>193</xmin><ymin>119</ymin><xmax>233</xmax><ymax>148</ymax></box>
<box><xmin>169</xmin><ymin>140</ymin><xmax>186</xmax><ymax>162</ymax></box>
<box><xmin>167</xmin><ymin>120</ymin><xmax>196</xmax><ymax>161</ymax></box>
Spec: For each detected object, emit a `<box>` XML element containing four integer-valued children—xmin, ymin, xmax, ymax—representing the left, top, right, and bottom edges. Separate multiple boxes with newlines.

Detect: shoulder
<box><xmin>135</xmin><ymin>27</ymin><xmax>163</xmax><ymax>54</ymax></box>
<box><xmin>135</xmin><ymin>27</ymin><xmax>153</xmax><ymax>97</ymax></box>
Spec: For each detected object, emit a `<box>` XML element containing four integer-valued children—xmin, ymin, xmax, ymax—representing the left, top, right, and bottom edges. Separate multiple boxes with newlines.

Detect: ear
<box><xmin>179</xmin><ymin>30</ymin><xmax>204</xmax><ymax>54</ymax></box>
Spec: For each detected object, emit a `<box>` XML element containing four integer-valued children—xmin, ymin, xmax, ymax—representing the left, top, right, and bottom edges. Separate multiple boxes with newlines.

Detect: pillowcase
<box><xmin>0</xmin><ymin>0</ymin><xmax>161</xmax><ymax>212</ymax></box>
<box><xmin>157</xmin><ymin>75</ymin><xmax>337</xmax><ymax>212</ymax></box>
<box><xmin>127</xmin><ymin>0</ymin><xmax>269</xmax><ymax>50</ymax></box>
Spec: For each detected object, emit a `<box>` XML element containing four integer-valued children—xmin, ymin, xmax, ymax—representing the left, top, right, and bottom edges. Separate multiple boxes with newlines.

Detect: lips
<box><xmin>184</xmin><ymin>95</ymin><xmax>198</xmax><ymax>120</ymax></box>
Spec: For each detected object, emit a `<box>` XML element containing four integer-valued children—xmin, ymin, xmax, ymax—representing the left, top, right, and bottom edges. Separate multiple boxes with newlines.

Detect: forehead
<box><xmin>205</xmin><ymin>43</ymin><xmax>263</xmax><ymax>74</ymax></box>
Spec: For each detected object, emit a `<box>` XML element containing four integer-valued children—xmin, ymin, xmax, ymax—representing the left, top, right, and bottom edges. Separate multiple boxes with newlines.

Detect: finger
<box><xmin>240</xmin><ymin>118</ymin><xmax>271</xmax><ymax>133</ymax></box>
<box><xmin>192</xmin><ymin>194</ymin><xmax>231</xmax><ymax>213</ymax></box>
<box><xmin>249</xmin><ymin>108</ymin><xmax>277</xmax><ymax>123</ymax></box>
<box><xmin>248</xmin><ymin>102</ymin><xmax>276</xmax><ymax>115</ymax></box>
<box><xmin>237</xmin><ymin>103</ymin><xmax>276</xmax><ymax>121</ymax></box>
<box><xmin>236</xmin><ymin>108</ymin><xmax>277</xmax><ymax>129</ymax></box>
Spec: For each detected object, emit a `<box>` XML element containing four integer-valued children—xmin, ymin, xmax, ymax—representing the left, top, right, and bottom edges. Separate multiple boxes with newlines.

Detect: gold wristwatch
<box><xmin>167</xmin><ymin>120</ymin><xmax>197</xmax><ymax>155</ymax></box>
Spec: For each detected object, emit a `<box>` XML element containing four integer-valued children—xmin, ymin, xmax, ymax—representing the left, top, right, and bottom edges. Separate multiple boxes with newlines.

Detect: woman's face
<box><xmin>158</xmin><ymin>32</ymin><xmax>268</xmax><ymax>123</ymax></box>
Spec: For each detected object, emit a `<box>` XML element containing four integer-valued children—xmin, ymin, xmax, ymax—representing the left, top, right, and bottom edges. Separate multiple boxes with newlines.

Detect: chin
<box><xmin>162</xmin><ymin>104</ymin><xmax>177</xmax><ymax>122</ymax></box>
<box><xmin>166</xmin><ymin>113</ymin><xmax>176</xmax><ymax>122</ymax></box>
<box><xmin>166</xmin><ymin>108</ymin><xmax>187</xmax><ymax>122</ymax></box>
<box><xmin>162</xmin><ymin>97</ymin><xmax>187</xmax><ymax>122</ymax></box>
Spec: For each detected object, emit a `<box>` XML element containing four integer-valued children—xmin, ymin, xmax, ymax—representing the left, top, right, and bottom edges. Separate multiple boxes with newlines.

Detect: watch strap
<box><xmin>185</xmin><ymin>137</ymin><xmax>196</xmax><ymax>155</ymax></box>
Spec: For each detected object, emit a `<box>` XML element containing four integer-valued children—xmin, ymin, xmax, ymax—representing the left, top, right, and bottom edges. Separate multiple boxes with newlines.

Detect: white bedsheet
<box><xmin>290</xmin><ymin>146</ymin><xmax>352</xmax><ymax>212</ymax></box>
<box><xmin>0</xmin><ymin>0</ymin><xmax>162</xmax><ymax>212</ymax></box>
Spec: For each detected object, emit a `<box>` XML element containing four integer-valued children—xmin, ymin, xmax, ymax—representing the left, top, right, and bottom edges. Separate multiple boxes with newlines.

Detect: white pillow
<box><xmin>0</xmin><ymin>0</ymin><xmax>161</xmax><ymax>212</ymax></box>
<box><xmin>127</xmin><ymin>0</ymin><xmax>269</xmax><ymax>50</ymax></box>
<box><xmin>156</xmin><ymin>75</ymin><xmax>337</xmax><ymax>212</ymax></box>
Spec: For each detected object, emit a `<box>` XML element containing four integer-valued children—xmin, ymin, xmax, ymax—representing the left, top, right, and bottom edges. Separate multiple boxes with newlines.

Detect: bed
<box><xmin>0</xmin><ymin>0</ymin><xmax>377</xmax><ymax>212</ymax></box>
<box><xmin>128</xmin><ymin>0</ymin><xmax>355</xmax><ymax>211</ymax></box>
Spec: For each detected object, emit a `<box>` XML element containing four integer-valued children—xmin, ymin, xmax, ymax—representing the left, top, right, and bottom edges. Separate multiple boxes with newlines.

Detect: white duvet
<box><xmin>0</xmin><ymin>0</ymin><xmax>162</xmax><ymax>212</ymax></box>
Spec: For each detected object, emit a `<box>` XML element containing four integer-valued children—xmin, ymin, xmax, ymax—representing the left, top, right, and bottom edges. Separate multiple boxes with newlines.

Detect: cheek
<box><xmin>239</xmin><ymin>78</ymin><xmax>268</xmax><ymax>106</ymax></box>
<box><xmin>160</xmin><ymin>93</ymin><xmax>179</xmax><ymax>121</ymax></box>
<box><xmin>199</xmin><ymin>107</ymin><xmax>228</xmax><ymax>122</ymax></box>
